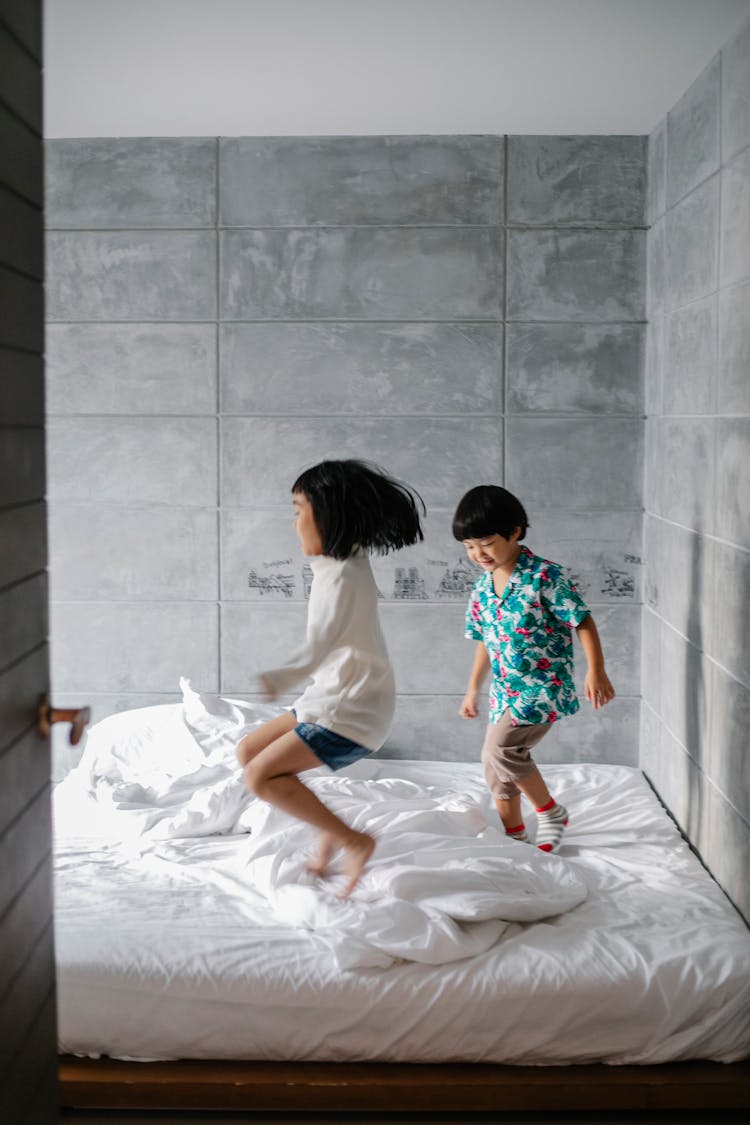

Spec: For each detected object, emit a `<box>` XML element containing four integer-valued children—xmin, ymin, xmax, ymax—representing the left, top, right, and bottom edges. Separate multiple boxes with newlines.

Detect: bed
<box><xmin>55</xmin><ymin>682</ymin><xmax>750</xmax><ymax>1113</ymax></box>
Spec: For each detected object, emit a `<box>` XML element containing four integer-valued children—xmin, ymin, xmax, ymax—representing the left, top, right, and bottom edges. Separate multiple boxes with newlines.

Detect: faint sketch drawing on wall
<box><xmin>247</xmin><ymin>567</ymin><xmax>295</xmax><ymax>597</ymax></box>
<box><xmin>393</xmin><ymin>566</ymin><xmax>428</xmax><ymax>600</ymax></box>
<box><xmin>601</xmin><ymin>567</ymin><xmax>636</xmax><ymax>599</ymax></box>
<box><xmin>435</xmin><ymin>558</ymin><xmax>477</xmax><ymax>598</ymax></box>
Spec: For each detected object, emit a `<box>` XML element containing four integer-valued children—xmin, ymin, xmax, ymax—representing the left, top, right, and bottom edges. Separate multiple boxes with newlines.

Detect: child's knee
<box><xmin>243</xmin><ymin>759</ymin><xmax>269</xmax><ymax>798</ymax></box>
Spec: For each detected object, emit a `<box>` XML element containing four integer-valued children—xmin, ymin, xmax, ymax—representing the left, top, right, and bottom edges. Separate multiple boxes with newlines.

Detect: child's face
<box><xmin>462</xmin><ymin>528</ymin><xmax>521</xmax><ymax>573</ymax></box>
<box><xmin>292</xmin><ymin>491</ymin><xmax>324</xmax><ymax>556</ymax></box>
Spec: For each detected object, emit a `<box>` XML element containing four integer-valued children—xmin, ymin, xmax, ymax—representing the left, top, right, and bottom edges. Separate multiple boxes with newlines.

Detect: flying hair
<box><xmin>292</xmin><ymin>459</ymin><xmax>425</xmax><ymax>559</ymax></box>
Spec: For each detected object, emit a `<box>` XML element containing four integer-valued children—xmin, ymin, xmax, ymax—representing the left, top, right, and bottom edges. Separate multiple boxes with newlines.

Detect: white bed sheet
<box><xmin>54</xmin><ymin>718</ymin><xmax>750</xmax><ymax>1065</ymax></box>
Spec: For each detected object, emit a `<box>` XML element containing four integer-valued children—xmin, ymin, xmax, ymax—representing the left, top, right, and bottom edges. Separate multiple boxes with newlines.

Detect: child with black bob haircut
<box><xmin>453</xmin><ymin>484</ymin><xmax>615</xmax><ymax>852</ymax></box>
<box><xmin>237</xmin><ymin>459</ymin><xmax>424</xmax><ymax>896</ymax></box>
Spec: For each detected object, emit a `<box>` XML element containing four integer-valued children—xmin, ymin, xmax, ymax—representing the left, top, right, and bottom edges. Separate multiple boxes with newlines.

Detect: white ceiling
<box><xmin>44</xmin><ymin>0</ymin><xmax>750</xmax><ymax>137</ymax></box>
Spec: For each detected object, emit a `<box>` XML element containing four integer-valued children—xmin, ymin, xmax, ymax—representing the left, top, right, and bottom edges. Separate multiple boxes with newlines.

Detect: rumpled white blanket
<box><xmin>54</xmin><ymin>681</ymin><xmax>587</xmax><ymax>968</ymax></box>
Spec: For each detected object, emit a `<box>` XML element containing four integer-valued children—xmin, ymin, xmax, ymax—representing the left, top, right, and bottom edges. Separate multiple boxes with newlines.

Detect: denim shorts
<box><xmin>293</xmin><ymin>715</ymin><xmax>369</xmax><ymax>771</ymax></box>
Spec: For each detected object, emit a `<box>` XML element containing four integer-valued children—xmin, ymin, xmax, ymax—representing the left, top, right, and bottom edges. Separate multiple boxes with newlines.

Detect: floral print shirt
<box><xmin>465</xmin><ymin>545</ymin><xmax>590</xmax><ymax>726</ymax></box>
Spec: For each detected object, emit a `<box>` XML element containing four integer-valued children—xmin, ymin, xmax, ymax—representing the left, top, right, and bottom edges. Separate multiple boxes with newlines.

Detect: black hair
<box><xmin>292</xmin><ymin>459</ymin><xmax>425</xmax><ymax>559</ymax></box>
<box><xmin>452</xmin><ymin>485</ymin><xmax>528</xmax><ymax>542</ymax></box>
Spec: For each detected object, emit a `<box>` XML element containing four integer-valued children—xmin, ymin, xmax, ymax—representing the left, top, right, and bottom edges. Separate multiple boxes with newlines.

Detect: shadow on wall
<box><xmin>685</xmin><ymin>532</ymin><xmax>705</xmax><ymax>845</ymax></box>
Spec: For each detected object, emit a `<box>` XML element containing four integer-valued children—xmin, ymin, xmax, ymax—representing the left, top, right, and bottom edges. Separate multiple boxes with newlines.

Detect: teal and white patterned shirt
<box><xmin>465</xmin><ymin>545</ymin><xmax>590</xmax><ymax>726</ymax></box>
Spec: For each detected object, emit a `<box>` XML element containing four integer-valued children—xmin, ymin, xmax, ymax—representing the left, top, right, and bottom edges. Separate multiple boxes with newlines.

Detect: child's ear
<box><xmin>510</xmin><ymin>526</ymin><xmax>522</xmax><ymax>543</ymax></box>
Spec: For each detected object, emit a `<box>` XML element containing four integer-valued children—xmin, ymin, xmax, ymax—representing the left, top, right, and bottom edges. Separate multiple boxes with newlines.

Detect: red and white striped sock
<box><xmin>505</xmin><ymin>822</ymin><xmax>529</xmax><ymax>843</ymax></box>
<box><xmin>535</xmin><ymin>799</ymin><xmax>568</xmax><ymax>853</ymax></box>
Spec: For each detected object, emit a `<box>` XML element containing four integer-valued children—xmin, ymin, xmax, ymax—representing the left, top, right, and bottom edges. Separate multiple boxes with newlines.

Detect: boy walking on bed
<box><xmin>452</xmin><ymin>485</ymin><xmax>615</xmax><ymax>853</ymax></box>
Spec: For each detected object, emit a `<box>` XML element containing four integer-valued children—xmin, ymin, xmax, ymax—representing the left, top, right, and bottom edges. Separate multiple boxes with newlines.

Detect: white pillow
<box><xmin>180</xmin><ymin>676</ymin><xmax>286</xmax><ymax>759</ymax></box>
<box><xmin>70</xmin><ymin>702</ymin><xmax>191</xmax><ymax>789</ymax></box>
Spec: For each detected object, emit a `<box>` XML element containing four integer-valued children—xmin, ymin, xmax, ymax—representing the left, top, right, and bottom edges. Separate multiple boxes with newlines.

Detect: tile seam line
<box><xmin>45</xmin><ymin>223</ymin><xmax>646</xmax><ymax>233</ymax></box>
<box><xmin>644</xmin><ymin>512</ymin><xmax>750</xmax><ymax>554</ymax></box>
<box><xmin>666</xmin><ymin>132</ymin><xmax>750</xmax><ymax>213</ymax></box>
<box><xmin>641</xmin><ymin>700</ymin><xmax>750</xmax><ymax>831</ymax></box>
<box><xmin>664</xmin><ymin>163</ymin><xmax>722</xmax><ymax>213</ymax></box>
<box><xmin>44</xmin><ymin>502</ymin><xmax>645</xmax><ymax>511</ymax></box>
<box><xmin>215</xmin><ymin>136</ymin><xmax>222</xmax><ymax>694</ymax></box>
<box><xmin>643</xmin><ymin>608</ymin><xmax>750</xmax><ymax>693</ymax></box>
<box><xmin>46</xmin><ymin>223</ymin><xmax>504</xmax><ymax>232</ymax></box>
<box><xmin>47</xmin><ymin>319</ymin><xmax>644</xmax><ymax>326</ymax></box>
<box><xmin>45</xmin><ymin>411</ymin><xmax>645</xmax><ymax>420</ymax></box>
<box><xmin>716</xmin><ymin>41</ymin><xmax>725</xmax><ymax>467</ymax></box>
<box><xmin>502</xmin><ymin>134</ymin><xmax>508</xmax><ymax>483</ymax></box>
<box><xmin>50</xmin><ymin>597</ymin><xmax>628</xmax><ymax>608</ymax></box>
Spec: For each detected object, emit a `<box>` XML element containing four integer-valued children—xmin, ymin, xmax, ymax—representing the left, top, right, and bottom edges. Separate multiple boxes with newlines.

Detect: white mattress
<box><xmin>53</xmin><ymin>695</ymin><xmax>750</xmax><ymax>1066</ymax></box>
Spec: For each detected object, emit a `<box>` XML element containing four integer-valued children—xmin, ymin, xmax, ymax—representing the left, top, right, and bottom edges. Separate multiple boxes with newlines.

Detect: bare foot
<box><xmin>340</xmin><ymin>832</ymin><xmax>376</xmax><ymax>898</ymax></box>
<box><xmin>306</xmin><ymin>832</ymin><xmax>336</xmax><ymax>878</ymax></box>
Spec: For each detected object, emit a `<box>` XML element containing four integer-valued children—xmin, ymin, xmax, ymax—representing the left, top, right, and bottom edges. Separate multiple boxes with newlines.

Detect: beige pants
<box><xmin>481</xmin><ymin>710</ymin><xmax>551</xmax><ymax>801</ymax></box>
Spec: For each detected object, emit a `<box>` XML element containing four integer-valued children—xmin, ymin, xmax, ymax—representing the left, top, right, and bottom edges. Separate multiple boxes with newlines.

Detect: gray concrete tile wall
<box><xmin>221</xmin><ymin>416</ymin><xmax>503</xmax><ymax>509</ymax></box>
<box><xmin>48</xmin><ymin>505</ymin><xmax>218</xmax><ymax>601</ymax></box>
<box><xmin>220</xmin><ymin>227</ymin><xmax>504</xmax><ymax>320</ymax></box>
<box><xmin>666</xmin><ymin>55</ymin><xmax>720</xmax><ymax>208</ymax></box>
<box><xmin>507</xmin><ymin>136</ymin><xmax>646</xmax><ymax>226</ymax></box>
<box><xmin>507</xmin><ymin>229</ymin><xmax>644</xmax><ymax>321</ymax></box>
<box><xmin>49</xmin><ymin>602</ymin><xmax>219</xmax><ymax>694</ymax></box>
<box><xmin>718</xmin><ymin>281</ymin><xmax>750</xmax><ymax>412</ymax></box>
<box><xmin>663</xmin><ymin>297</ymin><xmax>716</xmax><ymax>415</ymax></box>
<box><xmin>45</xmin><ymin>137</ymin><xmax>216</xmax><ymax>228</ymax></box>
<box><xmin>46</xmin><ymin>230</ymin><xmax>216</xmax><ymax>321</ymax></box>
<box><xmin>46</xmin><ymin>132</ymin><xmax>645</xmax><ymax>776</ymax></box>
<box><xmin>722</xmin><ymin>18</ymin><xmax>750</xmax><ymax>161</ymax></box>
<box><xmin>506</xmin><ymin>418</ymin><xmax>643</xmax><ymax>511</ymax></box>
<box><xmin>46</xmin><ymin>324</ymin><xmax>217</xmax><ymax>415</ymax></box>
<box><xmin>506</xmin><ymin>323</ymin><xmax>643</xmax><ymax>414</ymax></box>
<box><xmin>220</xmin><ymin>322</ymin><xmax>502</xmax><ymax>416</ymax></box>
<box><xmin>665</xmin><ymin>175</ymin><xmax>720</xmax><ymax>307</ymax></box>
<box><xmin>646</xmin><ymin>119</ymin><xmax>667</xmax><ymax>225</ymax></box>
<box><xmin>642</xmin><ymin>15</ymin><xmax>750</xmax><ymax>923</ymax></box>
<box><xmin>220</xmin><ymin>136</ymin><xmax>504</xmax><ymax>226</ymax></box>
<box><xmin>46</xmin><ymin>417</ymin><xmax>217</xmax><ymax>505</ymax></box>
<box><xmin>720</xmin><ymin>145</ymin><xmax>750</xmax><ymax>289</ymax></box>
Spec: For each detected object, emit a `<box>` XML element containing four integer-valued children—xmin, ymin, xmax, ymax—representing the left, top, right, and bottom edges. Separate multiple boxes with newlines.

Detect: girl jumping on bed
<box><xmin>237</xmin><ymin>459</ymin><xmax>424</xmax><ymax>897</ymax></box>
<box><xmin>453</xmin><ymin>485</ymin><xmax>615</xmax><ymax>853</ymax></box>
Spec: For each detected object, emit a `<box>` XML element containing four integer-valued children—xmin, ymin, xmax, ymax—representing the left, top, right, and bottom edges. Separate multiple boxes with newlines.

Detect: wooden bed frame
<box><xmin>59</xmin><ymin>1056</ymin><xmax>750</xmax><ymax>1114</ymax></box>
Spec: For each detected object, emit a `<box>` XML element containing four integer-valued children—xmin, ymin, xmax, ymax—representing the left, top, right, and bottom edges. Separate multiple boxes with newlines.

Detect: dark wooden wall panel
<box><xmin>0</xmin><ymin>7</ymin><xmax>57</xmax><ymax>1123</ymax></box>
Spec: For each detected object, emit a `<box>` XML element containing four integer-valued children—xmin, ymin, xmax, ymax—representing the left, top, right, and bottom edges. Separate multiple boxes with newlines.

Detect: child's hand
<box><xmin>459</xmin><ymin>690</ymin><xmax>480</xmax><ymax>719</ymax></box>
<box><xmin>585</xmin><ymin>669</ymin><xmax>615</xmax><ymax>710</ymax></box>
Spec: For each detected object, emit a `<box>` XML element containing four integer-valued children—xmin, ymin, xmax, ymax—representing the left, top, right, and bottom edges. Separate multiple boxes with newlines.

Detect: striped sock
<box><xmin>535</xmin><ymin>800</ymin><xmax>568</xmax><ymax>853</ymax></box>
<box><xmin>505</xmin><ymin>822</ymin><xmax>529</xmax><ymax>843</ymax></box>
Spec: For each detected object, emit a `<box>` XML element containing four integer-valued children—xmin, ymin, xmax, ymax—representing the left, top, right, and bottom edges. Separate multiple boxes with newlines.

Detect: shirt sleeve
<box><xmin>464</xmin><ymin>590</ymin><xmax>484</xmax><ymax>641</ymax></box>
<box><xmin>261</xmin><ymin>568</ymin><xmax>354</xmax><ymax>694</ymax></box>
<box><xmin>541</xmin><ymin>563</ymin><xmax>590</xmax><ymax>627</ymax></box>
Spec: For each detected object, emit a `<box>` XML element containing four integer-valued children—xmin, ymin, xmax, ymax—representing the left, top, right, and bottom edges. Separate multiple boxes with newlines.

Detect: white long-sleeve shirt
<box><xmin>261</xmin><ymin>551</ymin><xmax>395</xmax><ymax>752</ymax></box>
